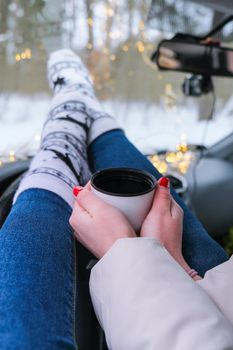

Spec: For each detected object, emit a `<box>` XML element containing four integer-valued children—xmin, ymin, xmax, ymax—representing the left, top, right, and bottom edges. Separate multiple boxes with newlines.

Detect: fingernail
<box><xmin>73</xmin><ymin>186</ymin><xmax>83</xmax><ymax>197</ymax></box>
<box><xmin>158</xmin><ymin>177</ymin><xmax>169</xmax><ymax>188</ymax></box>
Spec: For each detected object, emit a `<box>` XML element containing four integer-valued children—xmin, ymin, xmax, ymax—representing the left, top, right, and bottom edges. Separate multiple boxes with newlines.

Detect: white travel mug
<box><xmin>90</xmin><ymin>168</ymin><xmax>156</xmax><ymax>232</ymax></box>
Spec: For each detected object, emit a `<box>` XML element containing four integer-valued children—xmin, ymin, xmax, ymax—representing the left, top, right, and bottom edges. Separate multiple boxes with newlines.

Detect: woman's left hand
<box><xmin>140</xmin><ymin>178</ymin><xmax>185</xmax><ymax>265</ymax></box>
<box><xmin>69</xmin><ymin>184</ymin><xmax>136</xmax><ymax>259</ymax></box>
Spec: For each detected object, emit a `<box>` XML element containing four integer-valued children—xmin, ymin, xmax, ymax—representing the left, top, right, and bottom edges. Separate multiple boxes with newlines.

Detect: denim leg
<box><xmin>88</xmin><ymin>130</ymin><xmax>228</xmax><ymax>276</ymax></box>
<box><xmin>0</xmin><ymin>189</ymin><xmax>77</xmax><ymax>350</ymax></box>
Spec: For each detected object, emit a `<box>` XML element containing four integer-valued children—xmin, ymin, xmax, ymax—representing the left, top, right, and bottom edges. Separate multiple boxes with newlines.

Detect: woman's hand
<box><xmin>141</xmin><ymin>178</ymin><xmax>186</xmax><ymax>266</ymax></box>
<box><xmin>141</xmin><ymin>178</ymin><xmax>202</xmax><ymax>280</ymax></box>
<box><xmin>69</xmin><ymin>183</ymin><xmax>136</xmax><ymax>259</ymax></box>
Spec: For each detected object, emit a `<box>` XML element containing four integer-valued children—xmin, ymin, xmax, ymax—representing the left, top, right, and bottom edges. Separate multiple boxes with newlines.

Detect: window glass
<box><xmin>0</xmin><ymin>0</ymin><xmax>232</xmax><ymax>167</ymax></box>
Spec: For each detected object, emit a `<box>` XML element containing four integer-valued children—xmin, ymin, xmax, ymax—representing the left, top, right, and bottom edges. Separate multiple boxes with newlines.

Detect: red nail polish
<box><xmin>73</xmin><ymin>186</ymin><xmax>83</xmax><ymax>197</ymax></box>
<box><xmin>159</xmin><ymin>177</ymin><xmax>169</xmax><ymax>188</ymax></box>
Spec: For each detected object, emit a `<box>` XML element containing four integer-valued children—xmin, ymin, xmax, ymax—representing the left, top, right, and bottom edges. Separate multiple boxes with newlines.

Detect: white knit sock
<box><xmin>13</xmin><ymin>49</ymin><xmax>119</xmax><ymax>207</ymax></box>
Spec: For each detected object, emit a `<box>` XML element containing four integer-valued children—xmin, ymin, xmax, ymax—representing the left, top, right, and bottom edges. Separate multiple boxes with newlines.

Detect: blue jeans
<box><xmin>0</xmin><ymin>130</ymin><xmax>228</xmax><ymax>349</ymax></box>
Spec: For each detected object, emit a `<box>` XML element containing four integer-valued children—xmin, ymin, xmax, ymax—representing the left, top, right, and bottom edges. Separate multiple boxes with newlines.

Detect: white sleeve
<box><xmin>89</xmin><ymin>237</ymin><xmax>233</xmax><ymax>350</ymax></box>
<box><xmin>198</xmin><ymin>256</ymin><xmax>233</xmax><ymax>326</ymax></box>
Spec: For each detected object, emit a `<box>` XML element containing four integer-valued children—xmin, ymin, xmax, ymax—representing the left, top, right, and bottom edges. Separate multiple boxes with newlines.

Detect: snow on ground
<box><xmin>0</xmin><ymin>93</ymin><xmax>232</xmax><ymax>160</ymax></box>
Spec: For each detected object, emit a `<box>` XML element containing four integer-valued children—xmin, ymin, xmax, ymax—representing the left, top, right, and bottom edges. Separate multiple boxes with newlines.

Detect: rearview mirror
<box><xmin>152</xmin><ymin>38</ymin><xmax>233</xmax><ymax>77</ymax></box>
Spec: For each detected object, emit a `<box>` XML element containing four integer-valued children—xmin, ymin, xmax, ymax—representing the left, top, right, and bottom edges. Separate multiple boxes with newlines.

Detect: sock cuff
<box><xmin>87</xmin><ymin>117</ymin><xmax>122</xmax><ymax>146</ymax></box>
<box><xmin>13</xmin><ymin>174</ymin><xmax>76</xmax><ymax>208</ymax></box>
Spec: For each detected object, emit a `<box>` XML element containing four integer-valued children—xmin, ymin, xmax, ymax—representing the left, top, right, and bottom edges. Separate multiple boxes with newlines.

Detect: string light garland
<box><xmin>15</xmin><ymin>48</ymin><xmax>32</xmax><ymax>62</ymax></box>
<box><xmin>0</xmin><ymin>129</ymin><xmax>195</xmax><ymax>176</ymax></box>
<box><xmin>0</xmin><ymin>146</ymin><xmax>195</xmax><ymax>176</ymax></box>
<box><xmin>148</xmin><ymin>138</ymin><xmax>196</xmax><ymax>176</ymax></box>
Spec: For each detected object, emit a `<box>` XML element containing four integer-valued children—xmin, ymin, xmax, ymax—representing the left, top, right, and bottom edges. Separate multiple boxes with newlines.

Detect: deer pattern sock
<box><xmin>14</xmin><ymin>49</ymin><xmax>119</xmax><ymax>207</ymax></box>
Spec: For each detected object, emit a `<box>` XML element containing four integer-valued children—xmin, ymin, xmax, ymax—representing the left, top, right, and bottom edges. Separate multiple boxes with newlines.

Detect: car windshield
<box><xmin>0</xmin><ymin>0</ymin><xmax>232</xmax><ymax>167</ymax></box>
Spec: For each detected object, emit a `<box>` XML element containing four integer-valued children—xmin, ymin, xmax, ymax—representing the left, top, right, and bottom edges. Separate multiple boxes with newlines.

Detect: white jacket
<box><xmin>90</xmin><ymin>238</ymin><xmax>233</xmax><ymax>350</ymax></box>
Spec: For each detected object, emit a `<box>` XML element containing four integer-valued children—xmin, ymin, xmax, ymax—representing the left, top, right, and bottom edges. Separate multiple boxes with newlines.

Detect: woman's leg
<box><xmin>88</xmin><ymin>130</ymin><xmax>228</xmax><ymax>276</ymax></box>
<box><xmin>0</xmin><ymin>50</ymin><xmax>119</xmax><ymax>349</ymax></box>
<box><xmin>13</xmin><ymin>50</ymin><xmax>118</xmax><ymax>207</ymax></box>
<box><xmin>0</xmin><ymin>189</ymin><xmax>77</xmax><ymax>350</ymax></box>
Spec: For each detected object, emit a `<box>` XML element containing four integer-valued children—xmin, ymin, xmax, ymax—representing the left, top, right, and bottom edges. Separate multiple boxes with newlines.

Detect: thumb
<box><xmin>84</xmin><ymin>181</ymin><xmax>91</xmax><ymax>191</ymax></box>
<box><xmin>152</xmin><ymin>177</ymin><xmax>171</xmax><ymax>213</ymax></box>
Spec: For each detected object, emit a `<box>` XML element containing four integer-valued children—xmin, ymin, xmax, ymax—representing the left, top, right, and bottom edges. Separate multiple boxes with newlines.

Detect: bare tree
<box><xmin>85</xmin><ymin>0</ymin><xmax>94</xmax><ymax>46</ymax></box>
<box><xmin>0</xmin><ymin>0</ymin><xmax>9</xmax><ymax>64</ymax></box>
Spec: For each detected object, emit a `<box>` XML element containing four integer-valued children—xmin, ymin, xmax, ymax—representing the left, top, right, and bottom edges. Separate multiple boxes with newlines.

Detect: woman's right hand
<box><xmin>69</xmin><ymin>184</ymin><xmax>136</xmax><ymax>259</ymax></box>
<box><xmin>141</xmin><ymin>178</ymin><xmax>186</xmax><ymax>266</ymax></box>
